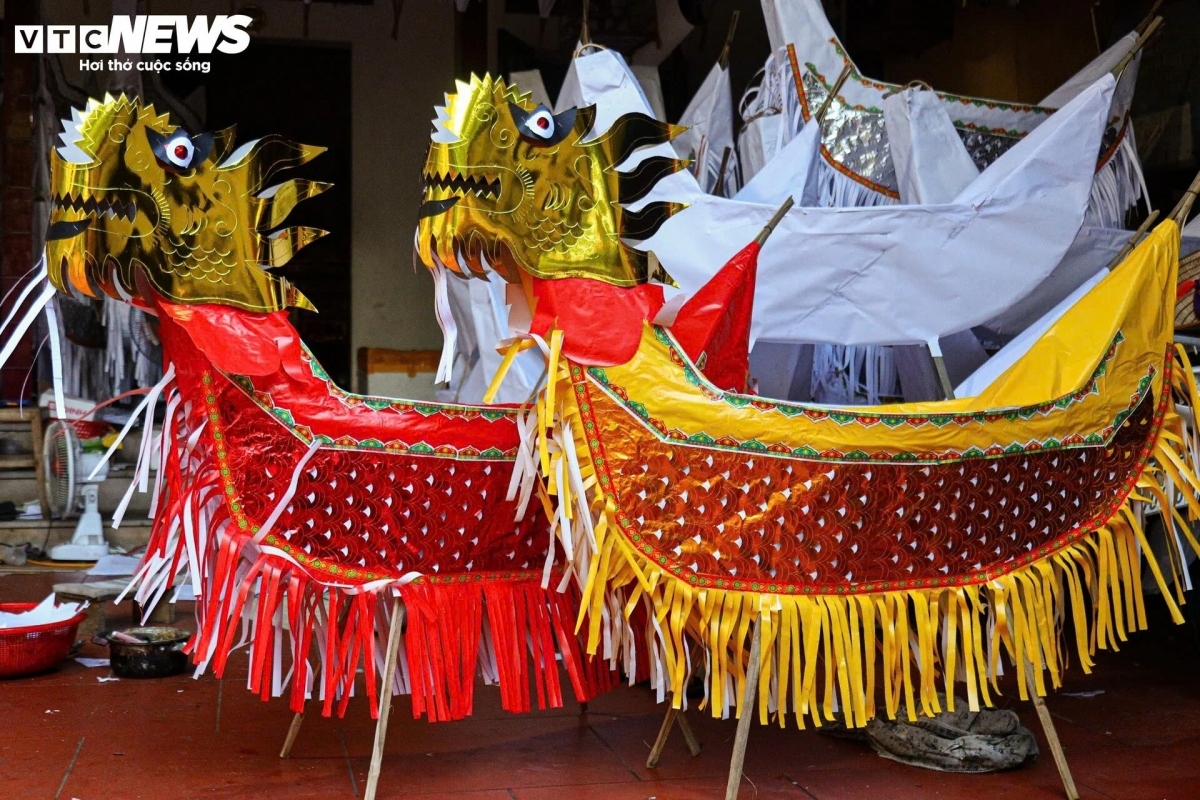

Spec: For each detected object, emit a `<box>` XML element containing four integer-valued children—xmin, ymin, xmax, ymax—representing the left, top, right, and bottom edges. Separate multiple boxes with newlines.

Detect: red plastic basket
<box><xmin>0</xmin><ymin>602</ymin><xmax>87</xmax><ymax>678</ymax></box>
<box><xmin>69</xmin><ymin>419</ymin><xmax>112</xmax><ymax>441</ymax></box>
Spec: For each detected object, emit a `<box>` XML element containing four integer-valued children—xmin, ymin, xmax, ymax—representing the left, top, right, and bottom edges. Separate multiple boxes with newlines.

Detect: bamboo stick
<box><xmin>1026</xmin><ymin>664</ymin><xmax>1080</xmax><ymax>800</ymax></box>
<box><xmin>1107</xmin><ymin>210</ymin><xmax>1159</xmax><ymax>269</ymax></box>
<box><xmin>718</xmin><ymin>11</ymin><xmax>740</xmax><ymax>70</ymax></box>
<box><xmin>279</xmin><ymin>712</ymin><xmax>305</xmax><ymax>759</ymax></box>
<box><xmin>1170</xmin><ymin>169</ymin><xmax>1200</xmax><ymax>227</ymax></box>
<box><xmin>1111</xmin><ymin>16</ymin><xmax>1163</xmax><ymax>79</ymax></box>
<box><xmin>364</xmin><ymin>597</ymin><xmax>404</xmax><ymax>800</ymax></box>
<box><xmin>724</xmin><ymin>621</ymin><xmax>762</xmax><ymax>800</ymax></box>
<box><xmin>815</xmin><ymin>65</ymin><xmax>853</xmax><ymax>125</ymax></box>
<box><xmin>755</xmin><ymin>197</ymin><xmax>795</xmax><ymax>246</ymax></box>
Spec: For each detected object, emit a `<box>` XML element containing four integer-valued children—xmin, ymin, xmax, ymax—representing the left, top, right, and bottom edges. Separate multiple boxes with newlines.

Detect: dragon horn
<box><xmin>264</xmin><ymin>226</ymin><xmax>329</xmax><ymax>269</ymax></box>
<box><xmin>252</xmin><ymin>179</ymin><xmax>333</xmax><ymax>230</ymax></box>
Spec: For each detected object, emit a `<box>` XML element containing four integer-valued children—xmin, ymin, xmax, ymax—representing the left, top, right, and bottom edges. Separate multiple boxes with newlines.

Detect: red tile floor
<box><xmin>2</xmin><ymin>570</ymin><xmax>1199</xmax><ymax>799</ymax></box>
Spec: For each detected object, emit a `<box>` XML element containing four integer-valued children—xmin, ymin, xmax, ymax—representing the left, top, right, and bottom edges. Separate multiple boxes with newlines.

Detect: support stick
<box><xmin>714</xmin><ymin>146</ymin><xmax>733</xmax><ymax>196</ymax></box>
<box><xmin>677</xmin><ymin>711</ymin><xmax>702</xmax><ymax>756</ymax></box>
<box><xmin>1137</xmin><ymin>0</ymin><xmax>1164</xmax><ymax>36</ymax></box>
<box><xmin>1107</xmin><ymin>210</ymin><xmax>1159</xmax><ymax>269</ymax></box>
<box><xmin>718</xmin><ymin>11</ymin><xmax>740</xmax><ymax>70</ymax></box>
<box><xmin>1026</xmin><ymin>664</ymin><xmax>1080</xmax><ymax>800</ymax></box>
<box><xmin>725</xmin><ymin>620</ymin><xmax>762</xmax><ymax>800</ymax></box>
<box><xmin>364</xmin><ymin>597</ymin><xmax>404</xmax><ymax>800</ymax></box>
<box><xmin>815</xmin><ymin>65</ymin><xmax>852</xmax><ymax>125</ymax></box>
<box><xmin>280</xmin><ymin>711</ymin><xmax>305</xmax><ymax>759</ymax></box>
<box><xmin>755</xmin><ymin>197</ymin><xmax>795</xmax><ymax>246</ymax></box>
<box><xmin>647</xmin><ymin>706</ymin><xmax>679</xmax><ymax>768</ymax></box>
<box><xmin>1112</xmin><ymin>16</ymin><xmax>1162</xmax><ymax>79</ymax></box>
<box><xmin>646</xmin><ymin>693</ymin><xmax>703</xmax><ymax>768</ymax></box>
<box><xmin>1170</xmin><ymin>168</ymin><xmax>1200</xmax><ymax>227</ymax></box>
<box><xmin>933</xmin><ymin>355</ymin><xmax>955</xmax><ymax>400</ymax></box>
<box><xmin>928</xmin><ymin>339</ymin><xmax>955</xmax><ymax>400</ymax></box>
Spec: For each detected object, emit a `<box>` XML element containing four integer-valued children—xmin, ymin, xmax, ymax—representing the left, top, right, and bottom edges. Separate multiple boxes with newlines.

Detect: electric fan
<box><xmin>44</xmin><ymin>420</ymin><xmax>111</xmax><ymax>561</ymax></box>
<box><xmin>129</xmin><ymin>309</ymin><xmax>162</xmax><ymax>364</ymax></box>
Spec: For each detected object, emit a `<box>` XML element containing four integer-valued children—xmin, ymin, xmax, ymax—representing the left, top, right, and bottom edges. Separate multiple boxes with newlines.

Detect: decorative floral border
<box><xmin>224</xmin><ymin>352</ymin><xmax>521</xmax><ymax>460</ymax></box>
<box><xmin>300</xmin><ymin>344</ymin><xmax>516</xmax><ymax>421</ymax></box>
<box><xmin>819</xmin><ymin>40</ymin><xmax>1052</xmax><ymax>115</ymax></box>
<box><xmin>787</xmin><ymin>46</ymin><xmax>900</xmax><ymax>199</ymax></box>
<box><xmin>787</xmin><ymin>43</ymin><xmax>1130</xmax><ymax>191</ymax></box>
<box><xmin>584</xmin><ymin>328</ymin><xmax>1151</xmax><ymax>464</ymax></box>
<box><xmin>570</xmin><ymin>352</ymin><xmax>1171</xmax><ymax>596</ymax></box>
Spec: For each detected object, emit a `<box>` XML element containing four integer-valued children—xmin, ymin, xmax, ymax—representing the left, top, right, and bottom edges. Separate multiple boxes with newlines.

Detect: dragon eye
<box><xmin>164</xmin><ymin>134</ymin><xmax>195</xmax><ymax>168</ymax></box>
<box><xmin>523</xmin><ymin>108</ymin><xmax>555</xmax><ymax>140</ymax></box>
<box><xmin>146</xmin><ymin>127</ymin><xmax>213</xmax><ymax>174</ymax></box>
<box><xmin>508</xmin><ymin>102</ymin><xmax>575</xmax><ymax>146</ymax></box>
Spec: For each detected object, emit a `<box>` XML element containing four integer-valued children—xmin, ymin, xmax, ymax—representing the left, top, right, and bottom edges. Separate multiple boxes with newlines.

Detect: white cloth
<box><xmin>883</xmin><ymin>88</ymin><xmax>979</xmax><ymax>205</ymax></box>
<box><xmin>980</xmin><ymin>225</ymin><xmax>1132</xmax><ymax>338</ymax></box>
<box><xmin>556</xmin><ymin>46</ymin><xmax>652</xmax><ymax>130</ymax></box>
<box><xmin>442</xmin><ymin>268</ymin><xmax>543</xmax><ymax>404</ymax></box>
<box><xmin>641</xmin><ymin>75</ymin><xmax>1115</xmax><ymax>349</ymax></box>
<box><xmin>1184</xmin><ymin>214</ymin><xmax>1200</xmax><ymax>238</ymax></box>
<box><xmin>737</xmin><ymin>114</ymin><xmax>782</xmax><ymax>186</ymax></box>
<box><xmin>556</xmin><ymin>47</ymin><xmax>698</xmax><ymax>199</ymax></box>
<box><xmin>734</xmin><ymin>120</ymin><xmax>820</xmax><ymax>205</ymax></box>
<box><xmin>630</xmin><ymin>65</ymin><xmax>667</xmax><ymax>121</ymax></box>
<box><xmin>736</xmin><ymin>52</ymin><xmax>799</xmax><ymax>186</ymax></box>
<box><xmin>673</xmin><ymin>63</ymin><xmax>738</xmax><ymax>195</ymax></box>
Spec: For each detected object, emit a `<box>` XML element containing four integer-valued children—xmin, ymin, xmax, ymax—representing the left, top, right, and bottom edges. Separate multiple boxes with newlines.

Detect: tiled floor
<box><xmin>2</xmin><ymin>571</ymin><xmax>1199</xmax><ymax>799</ymax></box>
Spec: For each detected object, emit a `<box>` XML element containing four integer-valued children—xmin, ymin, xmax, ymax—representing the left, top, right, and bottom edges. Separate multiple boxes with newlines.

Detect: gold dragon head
<box><xmin>415</xmin><ymin>74</ymin><xmax>686</xmax><ymax>287</ymax></box>
<box><xmin>47</xmin><ymin>94</ymin><xmax>329</xmax><ymax>313</ymax></box>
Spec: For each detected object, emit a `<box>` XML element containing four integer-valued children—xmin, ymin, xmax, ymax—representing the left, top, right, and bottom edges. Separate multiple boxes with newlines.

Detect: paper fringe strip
<box><xmin>121</xmin><ymin>364</ymin><xmax>615</xmax><ymax>721</ymax></box>
<box><xmin>535</xmin><ymin>341</ymin><xmax>1200</xmax><ymax>727</ymax></box>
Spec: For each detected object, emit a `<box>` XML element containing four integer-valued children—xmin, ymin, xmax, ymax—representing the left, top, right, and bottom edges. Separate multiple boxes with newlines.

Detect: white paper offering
<box><xmin>0</xmin><ymin>594</ymin><xmax>85</xmax><ymax>629</ymax></box>
<box><xmin>642</xmin><ymin>75</ymin><xmax>1115</xmax><ymax>349</ymax></box>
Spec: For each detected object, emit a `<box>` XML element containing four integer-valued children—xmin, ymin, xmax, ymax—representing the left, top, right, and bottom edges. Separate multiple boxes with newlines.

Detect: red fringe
<box><xmin>138</xmin><ymin>378</ymin><xmax>620</xmax><ymax>722</ymax></box>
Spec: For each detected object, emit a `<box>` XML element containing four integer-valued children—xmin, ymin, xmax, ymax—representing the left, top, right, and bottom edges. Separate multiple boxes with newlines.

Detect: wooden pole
<box><xmin>724</xmin><ymin>620</ymin><xmax>762</xmax><ymax>800</ymax></box>
<box><xmin>1025</xmin><ymin>664</ymin><xmax>1080</xmax><ymax>800</ymax></box>
<box><xmin>646</xmin><ymin>693</ymin><xmax>703</xmax><ymax>768</ymax></box>
<box><xmin>1111</xmin><ymin>16</ymin><xmax>1163</xmax><ymax>79</ymax></box>
<box><xmin>933</xmin><ymin>354</ymin><xmax>955</xmax><ymax>400</ymax></box>
<box><xmin>279</xmin><ymin>711</ymin><xmax>305</xmax><ymax>759</ymax></box>
<box><xmin>364</xmin><ymin>597</ymin><xmax>405</xmax><ymax>800</ymax></box>
<box><xmin>1106</xmin><ymin>210</ymin><xmax>1159</xmax><ymax>269</ymax></box>
<box><xmin>713</xmin><ymin>146</ymin><xmax>733</xmax><ymax>197</ymax></box>
<box><xmin>1169</xmin><ymin>169</ymin><xmax>1200</xmax><ymax>227</ymax></box>
<box><xmin>1136</xmin><ymin>0</ymin><xmax>1165</xmax><ymax>36</ymax></box>
<box><xmin>646</xmin><ymin>706</ymin><xmax>680</xmax><ymax>768</ymax></box>
<box><xmin>677</xmin><ymin>711</ymin><xmax>702</xmax><ymax>756</ymax></box>
<box><xmin>718</xmin><ymin>11</ymin><xmax>740</xmax><ymax>70</ymax></box>
<box><xmin>755</xmin><ymin>197</ymin><xmax>795</xmax><ymax>246</ymax></box>
<box><xmin>815</xmin><ymin>65</ymin><xmax>852</xmax><ymax>125</ymax></box>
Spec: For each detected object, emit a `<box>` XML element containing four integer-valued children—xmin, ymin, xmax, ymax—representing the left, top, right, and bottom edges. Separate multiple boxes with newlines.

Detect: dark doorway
<box><xmin>163</xmin><ymin>40</ymin><xmax>353</xmax><ymax>388</ymax></box>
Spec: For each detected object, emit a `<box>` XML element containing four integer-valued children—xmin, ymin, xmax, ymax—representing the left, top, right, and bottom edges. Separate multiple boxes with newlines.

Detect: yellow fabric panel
<box><xmin>592</xmin><ymin>222</ymin><xmax>1179</xmax><ymax>458</ymax></box>
<box><xmin>971</xmin><ymin>221</ymin><xmax>1178</xmax><ymax>406</ymax></box>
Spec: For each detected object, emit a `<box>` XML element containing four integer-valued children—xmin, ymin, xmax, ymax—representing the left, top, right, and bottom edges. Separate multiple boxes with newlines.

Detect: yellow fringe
<box><xmin>542</xmin><ymin>343</ymin><xmax>1200</xmax><ymax>727</ymax></box>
